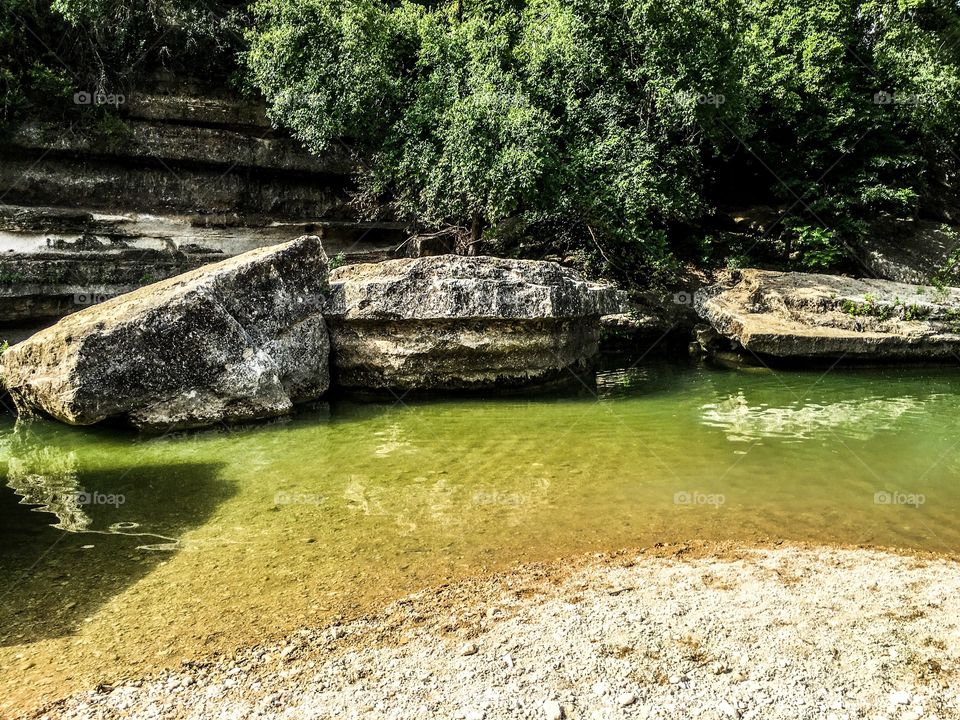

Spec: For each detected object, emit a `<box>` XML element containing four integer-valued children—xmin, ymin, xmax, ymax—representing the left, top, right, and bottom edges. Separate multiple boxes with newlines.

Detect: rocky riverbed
<box><xmin>31</xmin><ymin>544</ymin><xmax>960</xmax><ymax>720</ymax></box>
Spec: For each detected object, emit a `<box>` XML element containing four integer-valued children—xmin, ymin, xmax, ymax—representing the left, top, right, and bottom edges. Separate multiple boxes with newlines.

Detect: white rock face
<box><xmin>696</xmin><ymin>268</ymin><xmax>960</xmax><ymax>360</ymax></box>
<box><xmin>325</xmin><ymin>255</ymin><xmax>620</xmax><ymax>391</ymax></box>
<box><xmin>1</xmin><ymin>236</ymin><xmax>330</xmax><ymax>430</ymax></box>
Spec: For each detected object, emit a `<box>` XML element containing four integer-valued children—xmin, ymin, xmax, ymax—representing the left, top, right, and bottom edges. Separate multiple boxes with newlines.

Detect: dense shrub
<box><xmin>50</xmin><ymin>0</ymin><xmax>250</xmax><ymax>88</ymax></box>
<box><xmin>246</xmin><ymin>0</ymin><xmax>748</xmax><ymax>283</ymax></box>
<box><xmin>733</xmin><ymin>0</ymin><xmax>960</xmax><ymax>270</ymax></box>
<box><xmin>247</xmin><ymin>0</ymin><xmax>960</xmax><ymax>284</ymax></box>
<box><xmin>1</xmin><ymin>0</ymin><xmax>248</xmax><ymax>129</ymax></box>
<box><xmin>5</xmin><ymin>0</ymin><xmax>960</xmax><ymax>287</ymax></box>
<box><xmin>1</xmin><ymin>0</ymin><xmax>73</xmax><ymax>125</ymax></box>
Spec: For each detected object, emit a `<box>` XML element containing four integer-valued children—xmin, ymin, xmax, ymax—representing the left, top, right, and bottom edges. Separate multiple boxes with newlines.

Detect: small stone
<box><xmin>464</xmin><ymin>711</ymin><xmax>485</xmax><ymax>720</ymax></box>
<box><xmin>617</xmin><ymin>693</ymin><xmax>637</xmax><ymax>707</ymax></box>
<box><xmin>543</xmin><ymin>700</ymin><xmax>564</xmax><ymax>720</ymax></box>
<box><xmin>668</xmin><ymin>674</ymin><xmax>682</xmax><ymax>685</ymax></box>
<box><xmin>719</xmin><ymin>700</ymin><xmax>739</xmax><ymax>718</ymax></box>
<box><xmin>460</xmin><ymin>642</ymin><xmax>479</xmax><ymax>656</ymax></box>
<box><xmin>890</xmin><ymin>691</ymin><xmax>912</xmax><ymax>706</ymax></box>
<box><xmin>592</xmin><ymin>681</ymin><xmax>610</xmax><ymax>697</ymax></box>
<box><xmin>501</xmin><ymin>653</ymin><xmax>514</xmax><ymax>669</ymax></box>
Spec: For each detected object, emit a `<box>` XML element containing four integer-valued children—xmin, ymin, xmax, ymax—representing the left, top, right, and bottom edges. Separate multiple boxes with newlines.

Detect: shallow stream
<box><xmin>2</xmin><ymin>358</ymin><xmax>958</xmax><ymax>713</ymax></box>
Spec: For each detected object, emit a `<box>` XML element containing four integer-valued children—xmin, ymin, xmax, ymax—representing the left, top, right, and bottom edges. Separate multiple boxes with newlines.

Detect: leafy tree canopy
<box><xmin>246</xmin><ymin>0</ymin><xmax>960</xmax><ymax>281</ymax></box>
<box><xmin>5</xmin><ymin>0</ymin><xmax>960</xmax><ymax>285</ymax></box>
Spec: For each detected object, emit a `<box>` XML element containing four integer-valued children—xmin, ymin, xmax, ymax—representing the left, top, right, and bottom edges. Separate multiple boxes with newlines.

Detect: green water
<box><xmin>2</xmin><ymin>358</ymin><xmax>960</xmax><ymax>712</ymax></box>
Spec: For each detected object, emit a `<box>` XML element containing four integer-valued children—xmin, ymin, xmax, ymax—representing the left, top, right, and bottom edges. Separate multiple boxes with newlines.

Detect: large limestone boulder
<box><xmin>324</xmin><ymin>255</ymin><xmax>618</xmax><ymax>390</ymax></box>
<box><xmin>695</xmin><ymin>268</ymin><xmax>960</xmax><ymax>360</ymax></box>
<box><xmin>0</xmin><ymin>236</ymin><xmax>330</xmax><ymax>430</ymax></box>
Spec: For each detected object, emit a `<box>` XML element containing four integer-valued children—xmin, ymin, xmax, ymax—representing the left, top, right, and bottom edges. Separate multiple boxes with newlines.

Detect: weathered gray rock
<box><xmin>0</xmin><ymin>236</ymin><xmax>330</xmax><ymax>430</ymax></box>
<box><xmin>695</xmin><ymin>268</ymin><xmax>960</xmax><ymax>360</ymax></box>
<box><xmin>857</xmin><ymin>218</ymin><xmax>960</xmax><ymax>283</ymax></box>
<box><xmin>0</xmin><ymin>205</ymin><xmax>404</xmax><ymax>327</ymax></box>
<box><xmin>325</xmin><ymin>255</ymin><xmax>618</xmax><ymax>390</ymax></box>
<box><xmin>11</xmin><ymin>120</ymin><xmax>353</xmax><ymax>175</ymax></box>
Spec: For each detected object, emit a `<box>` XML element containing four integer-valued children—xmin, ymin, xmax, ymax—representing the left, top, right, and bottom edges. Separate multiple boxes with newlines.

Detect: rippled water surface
<box><xmin>2</xmin><ymin>359</ymin><xmax>960</xmax><ymax>713</ymax></box>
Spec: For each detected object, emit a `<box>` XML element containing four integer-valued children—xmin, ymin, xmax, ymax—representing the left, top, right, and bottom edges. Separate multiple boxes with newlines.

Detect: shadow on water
<box><xmin>0</xmin><ymin>420</ymin><xmax>233</xmax><ymax>647</ymax></box>
<box><xmin>4</xmin><ymin>358</ymin><xmax>960</xmax><ymax>716</ymax></box>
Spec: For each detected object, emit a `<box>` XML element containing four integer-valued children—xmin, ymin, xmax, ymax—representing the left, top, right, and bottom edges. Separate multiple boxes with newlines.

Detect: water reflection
<box><xmin>0</xmin><ymin>421</ymin><xmax>232</xmax><ymax>646</ymax></box>
<box><xmin>7</xmin><ymin>445</ymin><xmax>86</xmax><ymax>530</ymax></box>
<box><xmin>3</xmin><ymin>361</ymin><xmax>960</xmax><ymax>715</ymax></box>
<box><xmin>700</xmin><ymin>392</ymin><xmax>926</xmax><ymax>442</ymax></box>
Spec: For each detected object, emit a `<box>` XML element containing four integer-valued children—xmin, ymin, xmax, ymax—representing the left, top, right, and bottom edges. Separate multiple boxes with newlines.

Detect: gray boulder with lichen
<box><xmin>695</xmin><ymin>268</ymin><xmax>960</xmax><ymax>360</ymax></box>
<box><xmin>325</xmin><ymin>255</ymin><xmax>619</xmax><ymax>390</ymax></box>
<box><xmin>0</xmin><ymin>235</ymin><xmax>330</xmax><ymax>430</ymax></box>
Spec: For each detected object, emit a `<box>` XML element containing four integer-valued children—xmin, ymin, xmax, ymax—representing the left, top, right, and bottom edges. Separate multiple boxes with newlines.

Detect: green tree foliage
<box><xmin>49</xmin><ymin>0</ymin><xmax>249</xmax><ymax>87</ymax></box>
<box><xmin>1</xmin><ymin>0</ymin><xmax>248</xmax><ymax>129</ymax></box>
<box><xmin>737</xmin><ymin>0</ymin><xmax>960</xmax><ymax>269</ymax></box>
<box><xmin>247</xmin><ymin>0</ymin><xmax>960</xmax><ymax>282</ymax></box>
<box><xmin>247</xmin><ymin>0</ymin><xmax>747</xmax><ymax>282</ymax></box>
<box><xmin>4</xmin><ymin>0</ymin><xmax>960</xmax><ymax>286</ymax></box>
<box><xmin>1</xmin><ymin>0</ymin><xmax>73</xmax><ymax>125</ymax></box>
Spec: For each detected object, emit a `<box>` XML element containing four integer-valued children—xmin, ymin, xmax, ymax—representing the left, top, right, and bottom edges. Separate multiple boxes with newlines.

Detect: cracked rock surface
<box><xmin>0</xmin><ymin>235</ymin><xmax>330</xmax><ymax>431</ymax></box>
<box><xmin>325</xmin><ymin>255</ymin><xmax>621</xmax><ymax>391</ymax></box>
<box><xmin>695</xmin><ymin>269</ymin><xmax>960</xmax><ymax>360</ymax></box>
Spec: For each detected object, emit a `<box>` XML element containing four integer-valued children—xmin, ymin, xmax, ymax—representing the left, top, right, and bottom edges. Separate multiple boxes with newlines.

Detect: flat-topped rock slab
<box><xmin>325</xmin><ymin>255</ymin><xmax>621</xmax><ymax>390</ymax></box>
<box><xmin>695</xmin><ymin>269</ymin><xmax>960</xmax><ymax>360</ymax></box>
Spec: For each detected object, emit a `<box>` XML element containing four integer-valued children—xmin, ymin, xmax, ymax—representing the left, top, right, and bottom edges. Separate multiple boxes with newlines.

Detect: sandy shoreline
<box><xmin>28</xmin><ymin>543</ymin><xmax>960</xmax><ymax>720</ymax></box>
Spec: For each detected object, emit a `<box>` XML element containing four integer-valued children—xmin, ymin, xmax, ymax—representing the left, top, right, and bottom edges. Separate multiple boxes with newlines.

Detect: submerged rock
<box><xmin>695</xmin><ymin>268</ymin><xmax>960</xmax><ymax>360</ymax></box>
<box><xmin>0</xmin><ymin>236</ymin><xmax>330</xmax><ymax>430</ymax></box>
<box><xmin>325</xmin><ymin>255</ymin><xmax>618</xmax><ymax>390</ymax></box>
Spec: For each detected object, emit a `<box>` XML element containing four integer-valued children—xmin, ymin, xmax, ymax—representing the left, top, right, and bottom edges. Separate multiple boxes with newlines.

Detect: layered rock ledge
<box><xmin>0</xmin><ymin>236</ymin><xmax>330</xmax><ymax>431</ymax></box>
<box><xmin>695</xmin><ymin>268</ymin><xmax>960</xmax><ymax>360</ymax></box>
<box><xmin>324</xmin><ymin>255</ymin><xmax>620</xmax><ymax>391</ymax></box>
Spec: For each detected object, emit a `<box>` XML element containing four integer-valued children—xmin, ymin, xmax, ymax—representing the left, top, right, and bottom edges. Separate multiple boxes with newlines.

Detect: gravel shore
<box><xmin>32</xmin><ymin>544</ymin><xmax>960</xmax><ymax>720</ymax></box>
